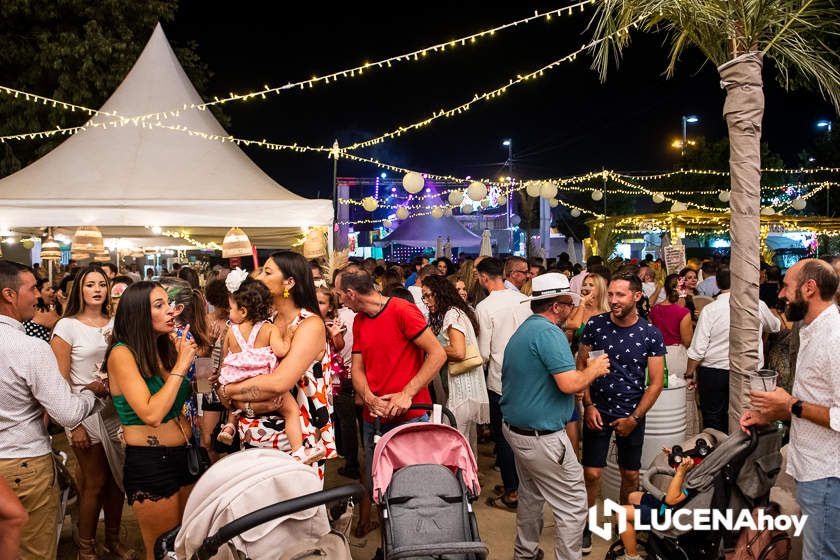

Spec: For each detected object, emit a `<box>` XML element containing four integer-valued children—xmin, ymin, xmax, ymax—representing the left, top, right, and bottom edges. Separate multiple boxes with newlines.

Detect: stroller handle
<box><xmin>373</xmin><ymin>404</ymin><xmax>457</xmax><ymax>437</ymax></box>
<box><xmin>191</xmin><ymin>482</ymin><xmax>365</xmax><ymax>560</ymax></box>
<box><xmin>642</xmin><ymin>466</ymin><xmax>676</xmax><ymax>501</ymax></box>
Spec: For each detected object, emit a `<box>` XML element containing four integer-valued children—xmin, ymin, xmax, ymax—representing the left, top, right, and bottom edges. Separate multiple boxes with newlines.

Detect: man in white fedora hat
<box><xmin>500</xmin><ymin>273</ymin><xmax>610</xmax><ymax>560</ymax></box>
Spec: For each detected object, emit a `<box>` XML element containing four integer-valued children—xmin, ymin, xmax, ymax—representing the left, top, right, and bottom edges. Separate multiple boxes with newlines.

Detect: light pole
<box><xmin>816</xmin><ymin>121</ymin><xmax>833</xmax><ymax>216</ymax></box>
<box><xmin>681</xmin><ymin>115</ymin><xmax>699</xmax><ymax>164</ymax></box>
<box><xmin>502</xmin><ymin>139</ymin><xmax>512</xmax><ymax>230</ymax></box>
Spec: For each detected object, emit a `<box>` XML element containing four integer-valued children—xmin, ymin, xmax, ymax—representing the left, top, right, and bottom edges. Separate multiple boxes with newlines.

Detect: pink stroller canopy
<box><xmin>371</xmin><ymin>422</ymin><xmax>480</xmax><ymax>503</ymax></box>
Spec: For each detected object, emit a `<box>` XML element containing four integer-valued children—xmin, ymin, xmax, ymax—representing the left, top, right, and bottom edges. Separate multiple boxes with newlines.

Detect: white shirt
<box><xmin>686</xmin><ymin>293</ymin><xmax>781</xmax><ymax>369</ymax></box>
<box><xmin>0</xmin><ymin>315</ymin><xmax>99</xmax><ymax>458</ymax></box>
<box><xmin>52</xmin><ymin>317</ymin><xmax>113</xmax><ymax>393</ymax></box>
<box><xmin>642</xmin><ymin>282</ymin><xmax>666</xmax><ymax>304</ymax></box>
<box><xmin>787</xmin><ymin>304</ymin><xmax>840</xmax><ymax>482</ymax></box>
<box><xmin>407</xmin><ymin>285</ymin><xmax>429</xmax><ymax>320</ymax></box>
<box><xmin>476</xmin><ymin>289</ymin><xmax>532</xmax><ymax>395</ymax></box>
<box><xmin>569</xmin><ymin>271</ymin><xmax>587</xmax><ymax>295</ymax></box>
<box><xmin>503</xmin><ymin>279</ymin><xmax>520</xmax><ymax>293</ymax></box>
<box><xmin>697</xmin><ymin>276</ymin><xmax>719</xmax><ymax>297</ymax></box>
<box><xmin>336</xmin><ymin>307</ymin><xmax>356</xmax><ymax>372</ymax></box>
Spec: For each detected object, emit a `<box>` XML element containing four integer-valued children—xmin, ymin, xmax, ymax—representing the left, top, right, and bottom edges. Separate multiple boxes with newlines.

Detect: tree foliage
<box><xmin>0</xmin><ymin>0</ymin><xmax>222</xmax><ymax>176</ymax></box>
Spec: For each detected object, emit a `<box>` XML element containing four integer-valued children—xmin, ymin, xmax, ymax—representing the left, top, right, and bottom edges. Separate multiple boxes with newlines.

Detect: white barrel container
<box><xmin>602</xmin><ymin>377</ymin><xmax>686</xmax><ymax>503</ymax></box>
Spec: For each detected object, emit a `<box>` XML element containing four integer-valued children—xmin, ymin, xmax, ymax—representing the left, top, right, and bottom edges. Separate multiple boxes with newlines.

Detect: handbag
<box><xmin>448</xmin><ymin>344</ymin><xmax>482</xmax><ymax>376</ymax></box>
<box><xmin>176</xmin><ymin>417</ymin><xmax>210</xmax><ymax>477</ymax></box>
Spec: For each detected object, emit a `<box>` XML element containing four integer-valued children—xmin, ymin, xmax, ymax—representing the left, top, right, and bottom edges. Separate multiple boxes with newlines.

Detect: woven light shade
<box><xmin>72</xmin><ymin>225</ymin><xmax>104</xmax><ymax>253</ymax></box>
<box><xmin>70</xmin><ymin>251</ymin><xmax>90</xmax><ymax>261</ymax></box>
<box><xmin>93</xmin><ymin>250</ymin><xmax>111</xmax><ymax>262</ymax></box>
<box><xmin>144</xmin><ymin>248</ymin><xmax>157</xmax><ymax>256</ymax></box>
<box><xmin>222</xmin><ymin>227</ymin><xmax>252</xmax><ymax>258</ymax></box>
<box><xmin>40</xmin><ymin>236</ymin><xmax>62</xmax><ymax>261</ymax></box>
<box><xmin>130</xmin><ymin>250</ymin><xmax>144</xmax><ymax>258</ymax></box>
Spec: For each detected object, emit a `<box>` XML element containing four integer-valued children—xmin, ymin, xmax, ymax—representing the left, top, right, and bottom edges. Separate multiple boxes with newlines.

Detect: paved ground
<box><xmin>55</xmin><ymin>434</ymin><xmax>613</xmax><ymax>559</ymax></box>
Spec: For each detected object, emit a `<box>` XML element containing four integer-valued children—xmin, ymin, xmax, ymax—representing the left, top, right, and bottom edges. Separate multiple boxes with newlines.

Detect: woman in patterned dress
<box><xmin>219</xmin><ymin>252</ymin><xmax>335</xmax><ymax>480</ymax></box>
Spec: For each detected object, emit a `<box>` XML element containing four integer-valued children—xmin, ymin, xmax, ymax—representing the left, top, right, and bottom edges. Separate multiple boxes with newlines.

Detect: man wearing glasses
<box><xmin>504</xmin><ymin>257</ymin><xmax>531</xmax><ymax>293</ymax></box>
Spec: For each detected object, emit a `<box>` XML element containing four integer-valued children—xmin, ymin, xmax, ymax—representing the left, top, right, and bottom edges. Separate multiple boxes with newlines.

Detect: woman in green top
<box><xmin>104</xmin><ymin>281</ymin><xmax>197</xmax><ymax>560</ymax></box>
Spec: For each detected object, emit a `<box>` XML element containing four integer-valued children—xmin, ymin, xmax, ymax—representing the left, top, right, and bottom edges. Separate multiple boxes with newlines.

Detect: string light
<box><xmin>341</xmin><ymin>22</ymin><xmax>639</xmax><ymax>152</ymax></box>
<box><xmin>144</xmin><ymin>226</ymin><xmax>222</xmax><ymax>251</ymax></box>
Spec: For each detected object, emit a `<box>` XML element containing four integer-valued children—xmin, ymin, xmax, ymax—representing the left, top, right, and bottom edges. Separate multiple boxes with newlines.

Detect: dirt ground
<box><xmin>55</xmin><ymin>433</ymin><xmax>612</xmax><ymax>559</ymax></box>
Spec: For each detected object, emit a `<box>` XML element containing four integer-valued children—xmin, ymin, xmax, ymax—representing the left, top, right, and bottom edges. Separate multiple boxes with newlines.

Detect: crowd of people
<box><xmin>0</xmin><ymin>248</ymin><xmax>838</xmax><ymax>560</ymax></box>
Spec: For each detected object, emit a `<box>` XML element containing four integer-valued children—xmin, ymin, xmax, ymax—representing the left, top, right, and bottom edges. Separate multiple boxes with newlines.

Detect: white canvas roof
<box><xmin>0</xmin><ymin>24</ymin><xmax>332</xmax><ymax>243</ymax></box>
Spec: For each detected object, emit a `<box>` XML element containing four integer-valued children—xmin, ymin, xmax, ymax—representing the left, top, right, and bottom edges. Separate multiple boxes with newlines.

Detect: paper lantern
<box><xmin>525</xmin><ymin>181</ymin><xmax>542</xmax><ymax>198</ymax></box>
<box><xmin>539</xmin><ymin>181</ymin><xmax>558</xmax><ymax>200</ymax></box>
<box><xmin>222</xmin><ymin>227</ymin><xmax>253</xmax><ymax>258</ymax></box>
<box><xmin>361</xmin><ymin>196</ymin><xmax>379</xmax><ymax>212</ymax></box>
<box><xmin>511</xmin><ymin>214</ymin><xmax>521</xmax><ymax>226</ymax></box>
<box><xmin>466</xmin><ymin>181</ymin><xmax>487</xmax><ymax>201</ymax></box>
<box><xmin>549</xmin><ymin>198</ymin><xmax>559</xmax><ymax>208</ymax></box>
<box><xmin>791</xmin><ymin>198</ymin><xmax>807</xmax><ymax>210</ymax></box>
<box><xmin>402</xmin><ymin>171</ymin><xmax>425</xmax><ymax>194</ymax></box>
<box><xmin>93</xmin><ymin>250</ymin><xmax>111</xmax><ymax>262</ymax></box>
<box><xmin>396</xmin><ymin>207</ymin><xmax>409</xmax><ymax>220</ymax></box>
<box><xmin>718</xmin><ymin>190</ymin><xmax>731</xmax><ymax>203</ymax></box>
<box><xmin>652</xmin><ymin>193</ymin><xmax>665</xmax><ymax>204</ymax></box>
<box><xmin>461</xmin><ymin>203</ymin><xmax>474</xmax><ymax>214</ymax></box>
<box><xmin>383</xmin><ymin>219</ymin><xmax>393</xmax><ymax>228</ymax></box>
<box><xmin>72</xmin><ymin>225</ymin><xmax>104</xmax><ymax>253</ymax></box>
<box><xmin>431</xmin><ymin>206</ymin><xmax>444</xmax><ymax>219</ymax></box>
<box><xmin>760</xmin><ymin>207</ymin><xmax>775</xmax><ymax>216</ymax></box>
<box><xmin>496</xmin><ymin>194</ymin><xmax>508</xmax><ymax>206</ymax></box>
<box><xmin>444</xmin><ymin>207</ymin><xmax>453</xmax><ymax>217</ymax></box>
<box><xmin>591</xmin><ymin>189</ymin><xmax>604</xmax><ymax>201</ymax></box>
<box><xmin>671</xmin><ymin>202</ymin><xmax>688</xmax><ymax>213</ymax></box>
<box><xmin>480</xmin><ymin>199</ymin><xmax>490</xmax><ymax>209</ymax></box>
<box><xmin>448</xmin><ymin>190</ymin><xmax>464</xmax><ymax>206</ymax></box>
<box><xmin>570</xmin><ymin>209</ymin><xmax>581</xmax><ymax>218</ymax></box>
<box><xmin>40</xmin><ymin>236</ymin><xmax>62</xmax><ymax>261</ymax></box>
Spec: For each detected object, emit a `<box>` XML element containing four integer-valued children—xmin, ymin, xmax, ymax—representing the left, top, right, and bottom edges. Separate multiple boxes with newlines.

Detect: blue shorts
<box><xmin>635</xmin><ymin>492</ymin><xmax>665</xmax><ymax>525</ymax></box>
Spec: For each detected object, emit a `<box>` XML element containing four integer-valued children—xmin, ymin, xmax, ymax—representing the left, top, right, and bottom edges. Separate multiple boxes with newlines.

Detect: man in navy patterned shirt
<box><xmin>577</xmin><ymin>272</ymin><xmax>666</xmax><ymax>555</ymax></box>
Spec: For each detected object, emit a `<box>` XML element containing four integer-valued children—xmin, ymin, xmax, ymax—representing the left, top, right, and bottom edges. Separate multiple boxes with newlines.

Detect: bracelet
<box><xmin>584</xmin><ymin>403</ymin><xmax>594</xmax><ymax>408</ymax></box>
<box><xmin>219</xmin><ymin>384</ymin><xmax>228</xmax><ymax>399</ymax></box>
<box><xmin>170</xmin><ymin>373</ymin><xmax>186</xmax><ymax>378</ymax></box>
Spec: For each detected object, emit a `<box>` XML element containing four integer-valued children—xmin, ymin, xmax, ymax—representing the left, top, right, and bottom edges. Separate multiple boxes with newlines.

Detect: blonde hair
<box><xmin>585</xmin><ymin>273</ymin><xmax>610</xmax><ymax>313</ymax></box>
<box><xmin>315</xmin><ymin>285</ymin><xmax>337</xmax><ymax>319</ymax></box>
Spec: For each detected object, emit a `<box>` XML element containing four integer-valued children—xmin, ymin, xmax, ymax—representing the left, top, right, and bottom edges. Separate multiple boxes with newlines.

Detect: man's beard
<box><xmin>785</xmin><ymin>297</ymin><xmax>808</xmax><ymax>322</ymax></box>
<box><xmin>611</xmin><ymin>300</ymin><xmax>636</xmax><ymax>319</ymax></box>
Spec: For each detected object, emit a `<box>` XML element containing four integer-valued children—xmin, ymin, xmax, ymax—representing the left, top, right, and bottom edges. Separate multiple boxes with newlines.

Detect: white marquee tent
<box><xmin>0</xmin><ymin>24</ymin><xmax>332</xmax><ymax>247</ymax></box>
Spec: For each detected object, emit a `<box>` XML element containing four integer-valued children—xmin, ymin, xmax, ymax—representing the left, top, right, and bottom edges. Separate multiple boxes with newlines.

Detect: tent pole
<box><xmin>332</xmin><ymin>140</ymin><xmax>339</xmax><ymax>251</ymax></box>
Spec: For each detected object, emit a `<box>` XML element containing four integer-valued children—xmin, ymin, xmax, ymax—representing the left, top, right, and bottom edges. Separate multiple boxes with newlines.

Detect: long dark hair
<box><xmin>267</xmin><ymin>251</ymin><xmax>320</xmax><ymax>318</ymax></box>
<box><xmin>663</xmin><ymin>274</ymin><xmax>680</xmax><ymax>303</ymax></box>
<box><xmin>158</xmin><ymin>276</ymin><xmax>210</xmax><ymax>353</ymax></box>
<box><xmin>35</xmin><ymin>277</ymin><xmax>51</xmax><ymax>312</ymax></box>
<box><xmin>63</xmin><ymin>265</ymin><xmax>111</xmax><ymax>318</ymax></box>
<box><xmin>104</xmin><ymin>281</ymin><xmax>176</xmax><ymax>378</ymax></box>
<box><xmin>422</xmin><ymin>274</ymin><xmax>479</xmax><ymax>336</ymax></box>
<box><xmin>177</xmin><ymin>266</ymin><xmax>200</xmax><ymax>290</ymax></box>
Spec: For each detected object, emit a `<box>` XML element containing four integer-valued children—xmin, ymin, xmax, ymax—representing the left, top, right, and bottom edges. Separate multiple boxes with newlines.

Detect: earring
<box><xmin>283</xmin><ymin>288</ymin><xmax>290</xmax><ymax>298</ymax></box>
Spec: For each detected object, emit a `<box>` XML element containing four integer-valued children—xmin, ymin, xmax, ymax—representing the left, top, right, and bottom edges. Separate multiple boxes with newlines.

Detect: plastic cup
<box><xmin>750</xmin><ymin>369</ymin><xmax>778</xmax><ymax>393</ymax></box>
<box><xmin>194</xmin><ymin>357</ymin><xmax>214</xmax><ymax>393</ymax></box>
<box><xmin>589</xmin><ymin>350</ymin><xmax>605</xmax><ymax>359</ymax></box>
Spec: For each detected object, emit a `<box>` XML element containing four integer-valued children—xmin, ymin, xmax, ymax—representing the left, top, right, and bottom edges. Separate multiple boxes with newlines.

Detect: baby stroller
<box><xmin>153</xmin><ymin>448</ymin><xmax>363</xmax><ymax>559</ymax></box>
<box><xmin>605</xmin><ymin>424</ymin><xmax>785</xmax><ymax>560</ymax></box>
<box><xmin>371</xmin><ymin>404</ymin><xmax>488</xmax><ymax>559</ymax></box>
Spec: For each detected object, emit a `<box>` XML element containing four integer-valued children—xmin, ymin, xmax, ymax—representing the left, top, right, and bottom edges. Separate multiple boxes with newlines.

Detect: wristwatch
<box><xmin>631</xmin><ymin>414</ymin><xmax>642</xmax><ymax>423</ymax></box>
<box><xmin>791</xmin><ymin>399</ymin><xmax>804</xmax><ymax>418</ymax></box>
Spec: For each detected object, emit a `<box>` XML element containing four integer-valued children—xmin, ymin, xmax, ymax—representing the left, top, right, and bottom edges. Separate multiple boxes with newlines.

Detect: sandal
<box><xmin>354</xmin><ymin>519</ymin><xmax>380</xmax><ymax>538</ymax></box>
<box><xmin>216</xmin><ymin>424</ymin><xmax>236</xmax><ymax>445</ymax></box>
<box><xmin>486</xmin><ymin>493</ymin><xmax>518</xmax><ymax>510</ymax></box>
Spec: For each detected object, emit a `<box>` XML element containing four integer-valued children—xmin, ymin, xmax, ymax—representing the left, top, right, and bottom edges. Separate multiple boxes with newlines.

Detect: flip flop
<box><xmin>486</xmin><ymin>494</ymin><xmax>518</xmax><ymax>510</ymax></box>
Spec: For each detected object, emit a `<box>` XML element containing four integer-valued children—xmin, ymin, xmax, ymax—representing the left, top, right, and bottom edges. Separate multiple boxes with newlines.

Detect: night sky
<box><xmin>167</xmin><ymin>1</ymin><xmax>835</xmax><ymax>200</ymax></box>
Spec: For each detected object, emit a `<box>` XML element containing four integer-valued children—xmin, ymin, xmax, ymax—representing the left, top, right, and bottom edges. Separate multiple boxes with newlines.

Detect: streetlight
<box><xmin>502</xmin><ymin>139</ymin><xmax>513</xmax><ymax>229</ymax></box>
<box><xmin>681</xmin><ymin>115</ymin><xmax>700</xmax><ymax>163</ymax></box>
<box><xmin>817</xmin><ymin>120</ymin><xmax>833</xmax><ymax>135</ymax></box>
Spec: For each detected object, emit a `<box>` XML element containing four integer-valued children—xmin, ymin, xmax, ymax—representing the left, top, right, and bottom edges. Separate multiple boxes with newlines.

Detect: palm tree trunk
<box><xmin>718</xmin><ymin>52</ymin><xmax>764</xmax><ymax>432</ymax></box>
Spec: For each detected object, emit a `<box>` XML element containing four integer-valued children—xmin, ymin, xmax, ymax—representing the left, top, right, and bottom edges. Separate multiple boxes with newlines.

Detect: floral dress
<box><xmin>238</xmin><ymin>309</ymin><xmax>336</xmax><ymax>479</ymax></box>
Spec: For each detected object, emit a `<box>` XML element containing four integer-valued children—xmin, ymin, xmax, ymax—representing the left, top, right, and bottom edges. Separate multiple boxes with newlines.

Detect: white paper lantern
<box><xmin>402</xmin><ymin>171</ymin><xmax>425</xmax><ymax>194</ymax></box>
<box><xmin>444</xmin><ymin>207</ymin><xmax>453</xmax><ymax>217</ymax></box>
<box><xmin>539</xmin><ymin>181</ymin><xmax>558</xmax><ymax>200</ymax></box>
<box><xmin>448</xmin><ymin>190</ymin><xmax>464</xmax><ymax>206</ymax></box>
<box><xmin>396</xmin><ymin>207</ymin><xmax>409</xmax><ymax>220</ymax></box>
<box><xmin>362</xmin><ymin>196</ymin><xmax>379</xmax><ymax>212</ymax></box>
<box><xmin>591</xmin><ymin>189</ymin><xmax>604</xmax><ymax>201</ymax></box>
<box><xmin>525</xmin><ymin>180</ymin><xmax>542</xmax><ymax>198</ymax></box>
<box><xmin>511</xmin><ymin>214</ymin><xmax>521</xmax><ymax>226</ymax></box>
<box><xmin>652</xmin><ymin>193</ymin><xmax>665</xmax><ymax>204</ymax></box>
<box><xmin>791</xmin><ymin>198</ymin><xmax>807</xmax><ymax>210</ymax></box>
<box><xmin>549</xmin><ymin>198</ymin><xmax>559</xmax><ymax>208</ymax></box>
<box><xmin>383</xmin><ymin>219</ymin><xmax>392</xmax><ymax>228</ymax></box>
<box><xmin>480</xmin><ymin>199</ymin><xmax>490</xmax><ymax>209</ymax></box>
<box><xmin>760</xmin><ymin>207</ymin><xmax>775</xmax><ymax>216</ymax></box>
<box><xmin>718</xmin><ymin>190</ymin><xmax>731</xmax><ymax>203</ymax></box>
<box><xmin>570</xmin><ymin>209</ymin><xmax>581</xmax><ymax>218</ymax></box>
<box><xmin>496</xmin><ymin>194</ymin><xmax>508</xmax><ymax>206</ymax></box>
<box><xmin>431</xmin><ymin>206</ymin><xmax>444</xmax><ymax>219</ymax></box>
<box><xmin>466</xmin><ymin>181</ymin><xmax>487</xmax><ymax>201</ymax></box>
<box><xmin>461</xmin><ymin>203</ymin><xmax>474</xmax><ymax>214</ymax></box>
<box><xmin>671</xmin><ymin>202</ymin><xmax>688</xmax><ymax>213</ymax></box>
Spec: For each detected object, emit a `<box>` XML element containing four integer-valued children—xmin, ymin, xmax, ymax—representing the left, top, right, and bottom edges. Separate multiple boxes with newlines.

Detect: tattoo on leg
<box><xmin>147</xmin><ymin>435</ymin><xmax>160</xmax><ymax>447</ymax></box>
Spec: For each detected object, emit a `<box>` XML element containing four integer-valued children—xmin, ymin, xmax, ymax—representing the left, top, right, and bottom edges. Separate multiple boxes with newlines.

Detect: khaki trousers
<box><xmin>0</xmin><ymin>453</ymin><xmax>59</xmax><ymax>560</ymax></box>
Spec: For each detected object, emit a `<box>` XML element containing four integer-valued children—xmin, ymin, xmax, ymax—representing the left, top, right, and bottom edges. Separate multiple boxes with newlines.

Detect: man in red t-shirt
<box><xmin>335</xmin><ymin>269</ymin><xmax>446</xmax><ymax>481</ymax></box>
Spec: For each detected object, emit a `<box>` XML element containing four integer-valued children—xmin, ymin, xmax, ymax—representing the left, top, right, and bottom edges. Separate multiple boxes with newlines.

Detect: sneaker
<box><xmin>581</xmin><ymin>527</ymin><xmax>592</xmax><ymax>555</ymax></box>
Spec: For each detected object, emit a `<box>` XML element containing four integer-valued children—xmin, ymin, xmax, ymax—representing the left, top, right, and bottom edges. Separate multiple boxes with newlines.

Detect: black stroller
<box><xmin>605</xmin><ymin>424</ymin><xmax>786</xmax><ymax>560</ymax></box>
